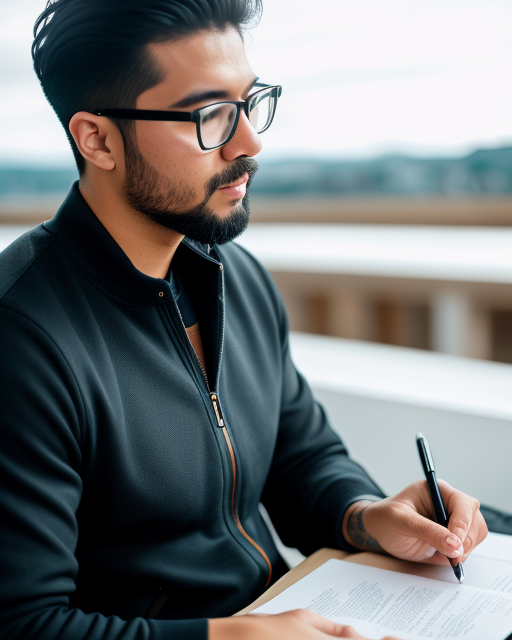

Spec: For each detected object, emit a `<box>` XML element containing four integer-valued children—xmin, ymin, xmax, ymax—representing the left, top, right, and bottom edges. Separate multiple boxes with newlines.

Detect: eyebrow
<box><xmin>169</xmin><ymin>76</ymin><xmax>259</xmax><ymax>109</ymax></box>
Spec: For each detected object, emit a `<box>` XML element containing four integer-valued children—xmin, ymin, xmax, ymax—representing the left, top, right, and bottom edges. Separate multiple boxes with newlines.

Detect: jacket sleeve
<box><xmin>0</xmin><ymin>306</ymin><xmax>207</xmax><ymax>640</ymax></box>
<box><xmin>258</xmin><ymin>281</ymin><xmax>386</xmax><ymax>556</ymax></box>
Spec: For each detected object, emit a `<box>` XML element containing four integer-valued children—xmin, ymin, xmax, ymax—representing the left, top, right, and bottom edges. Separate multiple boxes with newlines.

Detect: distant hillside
<box><xmin>1</xmin><ymin>146</ymin><xmax>511</xmax><ymax>198</ymax></box>
<box><xmin>251</xmin><ymin>147</ymin><xmax>512</xmax><ymax>196</ymax></box>
<box><xmin>0</xmin><ymin>167</ymin><xmax>78</xmax><ymax>199</ymax></box>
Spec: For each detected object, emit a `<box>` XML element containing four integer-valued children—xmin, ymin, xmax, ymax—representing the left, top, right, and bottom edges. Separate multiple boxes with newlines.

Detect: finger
<box><xmin>460</xmin><ymin>511</ymin><xmax>488</xmax><ymax>561</ymax></box>
<box><xmin>463</xmin><ymin>510</ymin><xmax>488</xmax><ymax>552</ymax></box>
<box><xmin>322</xmin><ymin>621</ymin><xmax>369</xmax><ymax>638</ymax></box>
<box><xmin>459</xmin><ymin>530</ymin><xmax>476</xmax><ymax>562</ymax></box>
<box><xmin>438</xmin><ymin>480</ymin><xmax>479</xmax><ymax>544</ymax></box>
<box><xmin>423</xmin><ymin>551</ymin><xmax>455</xmax><ymax>566</ymax></box>
<box><xmin>402</xmin><ymin>510</ymin><xmax>465</xmax><ymax>559</ymax></box>
<box><xmin>424</xmin><ymin>545</ymin><xmax>437</xmax><ymax>559</ymax></box>
<box><xmin>289</xmin><ymin>610</ymin><xmax>364</xmax><ymax>637</ymax></box>
<box><xmin>333</xmin><ymin>625</ymin><xmax>369</xmax><ymax>639</ymax></box>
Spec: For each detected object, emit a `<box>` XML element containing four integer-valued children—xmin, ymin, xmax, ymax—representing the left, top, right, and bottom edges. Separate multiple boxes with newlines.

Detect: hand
<box><xmin>342</xmin><ymin>480</ymin><xmax>488</xmax><ymax>564</ymax></box>
<box><xmin>209</xmin><ymin>610</ymin><xmax>401</xmax><ymax>639</ymax></box>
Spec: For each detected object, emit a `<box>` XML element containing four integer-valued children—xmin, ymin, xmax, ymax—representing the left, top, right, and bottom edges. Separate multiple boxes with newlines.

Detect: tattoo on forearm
<box><xmin>346</xmin><ymin>501</ymin><xmax>384</xmax><ymax>552</ymax></box>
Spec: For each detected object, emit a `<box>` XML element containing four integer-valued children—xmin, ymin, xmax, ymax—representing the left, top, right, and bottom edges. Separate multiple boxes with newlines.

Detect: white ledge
<box><xmin>239</xmin><ymin>225</ymin><xmax>512</xmax><ymax>283</ymax></box>
<box><xmin>289</xmin><ymin>332</ymin><xmax>512</xmax><ymax>422</ymax></box>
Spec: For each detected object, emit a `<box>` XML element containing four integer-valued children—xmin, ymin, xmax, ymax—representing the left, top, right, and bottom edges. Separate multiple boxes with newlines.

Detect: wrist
<box><xmin>209</xmin><ymin>615</ymin><xmax>253</xmax><ymax>640</ymax></box>
<box><xmin>342</xmin><ymin>499</ymin><xmax>384</xmax><ymax>552</ymax></box>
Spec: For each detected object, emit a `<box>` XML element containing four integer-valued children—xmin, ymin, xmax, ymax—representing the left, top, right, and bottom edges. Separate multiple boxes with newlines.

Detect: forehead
<box><xmin>144</xmin><ymin>26</ymin><xmax>255</xmax><ymax>103</ymax></box>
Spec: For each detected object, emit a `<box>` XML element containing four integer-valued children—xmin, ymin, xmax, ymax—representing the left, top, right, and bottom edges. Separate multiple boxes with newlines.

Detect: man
<box><xmin>0</xmin><ymin>1</ymin><xmax>486</xmax><ymax>639</ymax></box>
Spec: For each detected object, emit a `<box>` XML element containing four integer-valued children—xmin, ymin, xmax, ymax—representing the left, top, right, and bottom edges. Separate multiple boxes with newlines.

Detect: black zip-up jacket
<box><xmin>0</xmin><ymin>183</ymin><xmax>384</xmax><ymax>640</ymax></box>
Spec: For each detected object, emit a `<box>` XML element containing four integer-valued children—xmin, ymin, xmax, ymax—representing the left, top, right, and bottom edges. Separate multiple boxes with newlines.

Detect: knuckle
<box><xmin>437</xmin><ymin>478</ymin><xmax>452</xmax><ymax>491</ymax></box>
<box><xmin>291</xmin><ymin>608</ymin><xmax>314</xmax><ymax>623</ymax></box>
<box><xmin>413</xmin><ymin>479</ymin><xmax>426</xmax><ymax>492</ymax></box>
<box><xmin>453</xmin><ymin>518</ymin><xmax>470</xmax><ymax>531</ymax></box>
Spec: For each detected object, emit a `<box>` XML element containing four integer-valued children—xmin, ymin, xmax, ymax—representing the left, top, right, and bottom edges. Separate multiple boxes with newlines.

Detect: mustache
<box><xmin>204</xmin><ymin>157</ymin><xmax>259</xmax><ymax>200</ymax></box>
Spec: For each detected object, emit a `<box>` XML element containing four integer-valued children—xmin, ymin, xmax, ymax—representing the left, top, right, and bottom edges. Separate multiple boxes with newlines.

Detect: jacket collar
<box><xmin>44</xmin><ymin>181</ymin><xmax>220</xmax><ymax>307</ymax></box>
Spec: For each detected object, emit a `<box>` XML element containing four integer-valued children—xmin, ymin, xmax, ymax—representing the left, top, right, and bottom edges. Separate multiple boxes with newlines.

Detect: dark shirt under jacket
<box><xmin>0</xmin><ymin>182</ymin><xmax>385</xmax><ymax>640</ymax></box>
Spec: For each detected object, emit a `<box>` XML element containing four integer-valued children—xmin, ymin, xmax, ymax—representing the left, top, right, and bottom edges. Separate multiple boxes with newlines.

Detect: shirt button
<box><xmin>158</xmin><ymin>291</ymin><xmax>164</xmax><ymax>298</ymax></box>
<box><xmin>219</xmin><ymin>264</ymin><xmax>224</xmax><ymax>271</ymax></box>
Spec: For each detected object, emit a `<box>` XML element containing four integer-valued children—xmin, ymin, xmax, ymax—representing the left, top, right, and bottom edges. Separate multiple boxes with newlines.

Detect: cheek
<box><xmin>136</xmin><ymin>123</ymin><xmax>213</xmax><ymax>180</ymax></box>
<box><xmin>136</xmin><ymin>123</ymin><xmax>193</xmax><ymax>163</ymax></box>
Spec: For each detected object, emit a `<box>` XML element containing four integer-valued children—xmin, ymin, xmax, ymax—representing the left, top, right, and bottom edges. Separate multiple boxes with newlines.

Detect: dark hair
<box><xmin>32</xmin><ymin>0</ymin><xmax>262</xmax><ymax>175</ymax></box>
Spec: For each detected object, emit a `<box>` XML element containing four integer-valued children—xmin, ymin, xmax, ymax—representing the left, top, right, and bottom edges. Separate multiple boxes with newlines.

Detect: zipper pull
<box><xmin>210</xmin><ymin>393</ymin><xmax>225</xmax><ymax>428</ymax></box>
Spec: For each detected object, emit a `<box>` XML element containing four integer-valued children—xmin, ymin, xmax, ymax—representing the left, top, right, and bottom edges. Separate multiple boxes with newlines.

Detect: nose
<box><xmin>221</xmin><ymin>111</ymin><xmax>262</xmax><ymax>162</ymax></box>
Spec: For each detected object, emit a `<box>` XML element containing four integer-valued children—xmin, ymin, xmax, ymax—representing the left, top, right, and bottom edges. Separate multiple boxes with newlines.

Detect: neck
<box><xmin>79</xmin><ymin>175</ymin><xmax>184</xmax><ymax>279</ymax></box>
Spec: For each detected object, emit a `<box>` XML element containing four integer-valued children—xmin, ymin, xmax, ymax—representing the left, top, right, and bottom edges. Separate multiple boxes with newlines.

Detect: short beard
<box><xmin>121</xmin><ymin>133</ymin><xmax>258</xmax><ymax>246</ymax></box>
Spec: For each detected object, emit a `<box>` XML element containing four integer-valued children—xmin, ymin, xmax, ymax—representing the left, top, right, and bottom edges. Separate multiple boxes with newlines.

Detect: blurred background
<box><xmin>2</xmin><ymin>1</ymin><xmax>512</xmax><ymax>516</ymax></box>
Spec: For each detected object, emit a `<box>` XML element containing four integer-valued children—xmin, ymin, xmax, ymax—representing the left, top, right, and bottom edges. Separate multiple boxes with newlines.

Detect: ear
<box><xmin>68</xmin><ymin>112</ymin><xmax>122</xmax><ymax>171</ymax></box>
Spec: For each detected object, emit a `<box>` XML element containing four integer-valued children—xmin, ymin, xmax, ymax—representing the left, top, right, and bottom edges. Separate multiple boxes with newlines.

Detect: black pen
<box><xmin>416</xmin><ymin>432</ymin><xmax>464</xmax><ymax>584</ymax></box>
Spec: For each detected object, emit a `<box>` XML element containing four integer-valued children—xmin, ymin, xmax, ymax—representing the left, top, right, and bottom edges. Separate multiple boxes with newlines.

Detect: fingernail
<box><xmin>424</xmin><ymin>546</ymin><xmax>436</xmax><ymax>559</ymax></box>
<box><xmin>447</xmin><ymin>535</ymin><xmax>460</xmax><ymax>547</ymax></box>
<box><xmin>449</xmin><ymin>544</ymin><xmax>464</xmax><ymax>558</ymax></box>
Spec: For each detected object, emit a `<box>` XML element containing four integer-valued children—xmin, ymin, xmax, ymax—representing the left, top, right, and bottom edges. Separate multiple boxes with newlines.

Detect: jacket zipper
<box><xmin>169</xmin><ymin>263</ymin><xmax>272</xmax><ymax>589</ymax></box>
<box><xmin>212</xmin><ymin>393</ymin><xmax>272</xmax><ymax>588</ymax></box>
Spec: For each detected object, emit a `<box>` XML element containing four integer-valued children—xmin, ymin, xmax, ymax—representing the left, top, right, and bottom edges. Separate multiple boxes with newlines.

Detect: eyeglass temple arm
<box><xmin>94</xmin><ymin>109</ymin><xmax>193</xmax><ymax>121</ymax></box>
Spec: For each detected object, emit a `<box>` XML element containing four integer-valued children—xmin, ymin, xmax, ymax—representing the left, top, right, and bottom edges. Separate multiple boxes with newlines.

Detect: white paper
<box><xmin>475</xmin><ymin>532</ymin><xmax>512</xmax><ymax>563</ymax></box>
<box><xmin>418</xmin><ymin>554</ymin><xmax>512</xmax><ymax>593</ymax></box>
<box><xmin>254</xmin><ymin>559</ymin><xmax>512</xmax><ymax>640</ymax></box>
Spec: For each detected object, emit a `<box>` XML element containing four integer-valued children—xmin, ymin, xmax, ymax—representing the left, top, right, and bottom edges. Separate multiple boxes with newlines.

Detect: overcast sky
<box><xmin>2</xmin><ymin>0</ymin><xmax>512</xmax><ymax>166</ymax></box>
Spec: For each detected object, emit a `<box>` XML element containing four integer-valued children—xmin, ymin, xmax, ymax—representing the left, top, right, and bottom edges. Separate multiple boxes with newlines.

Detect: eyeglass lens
<box><xmin>198</xmin><ymin>88</ymin><xmax>277</xmax><ymax>149</ymax></box>
<box><xmin>199</xmin><ymin>103</ymin><xmax>238</xmax><ymax>150</ymax></box>
<box><xmin>248</xmin><ymin>90</ymin><xmax>275</xmax><ymax>134</ymax></box>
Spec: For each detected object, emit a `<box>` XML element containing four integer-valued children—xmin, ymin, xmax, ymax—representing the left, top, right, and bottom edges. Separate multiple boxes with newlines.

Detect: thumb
<box><xmin>409</xmin><ymin>512</ymin><xmax>464</xmax><ymax>559</ymax></box>
<box><xmin>286</xmin><ymin>611</ymin><xmax>367</xmax><ymax>638</ymax></box>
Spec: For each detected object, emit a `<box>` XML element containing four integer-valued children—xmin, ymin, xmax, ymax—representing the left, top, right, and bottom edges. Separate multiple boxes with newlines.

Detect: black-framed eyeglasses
<box><xmin>95</xmin><ymin>83</ymin><xmax>282</xmax><ymax>151</ymax></box>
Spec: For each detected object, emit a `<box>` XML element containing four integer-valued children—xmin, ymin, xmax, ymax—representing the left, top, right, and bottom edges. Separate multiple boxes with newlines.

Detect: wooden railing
<box><xmin>2</xmin><ymin>195</ymin><xmax>512</xmax><ymax>225</ymax></box>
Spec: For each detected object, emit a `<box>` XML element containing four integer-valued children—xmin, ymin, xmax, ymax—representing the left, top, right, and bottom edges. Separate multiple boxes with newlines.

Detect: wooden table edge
<box><xmin>235</xmin><ymin>548</ymin><xmax>347</xmax><ymax>615</ymax></box>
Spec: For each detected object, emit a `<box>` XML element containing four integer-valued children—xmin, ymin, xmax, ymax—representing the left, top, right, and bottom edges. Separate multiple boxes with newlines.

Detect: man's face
<box><xmin>121</xmin><ymin>27</ymin><xmax>262</xmax><ymax>245</ymax></box>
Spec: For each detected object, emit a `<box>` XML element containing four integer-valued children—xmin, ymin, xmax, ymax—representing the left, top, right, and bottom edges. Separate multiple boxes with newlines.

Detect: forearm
<box><xmin>0</xmin><ymin>606</ymin><xmax>208</xmax><ymax>640</ymax></box>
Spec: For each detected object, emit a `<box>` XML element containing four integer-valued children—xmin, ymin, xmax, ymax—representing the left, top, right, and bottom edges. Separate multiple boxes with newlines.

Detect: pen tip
<box><xmin>456</xmin><ymin>564</ymin><xmax>464</xmax><ymax>584</ymax></box>
<box><xmin>416</xmin><ymin>432</ymin><xmax>424</xmax><ymax>440</ymax></box>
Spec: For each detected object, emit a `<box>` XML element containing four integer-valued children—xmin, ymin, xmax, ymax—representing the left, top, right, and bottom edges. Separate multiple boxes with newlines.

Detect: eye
<box><xmin>201</xmin><ymin>105</ymin><xmax>224</xmax><ymax>124</ymax></box>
